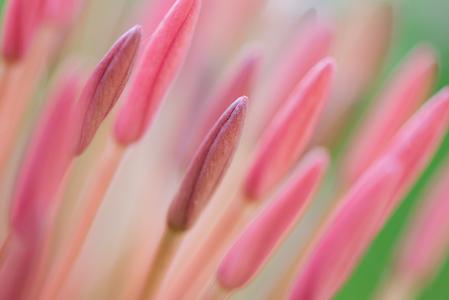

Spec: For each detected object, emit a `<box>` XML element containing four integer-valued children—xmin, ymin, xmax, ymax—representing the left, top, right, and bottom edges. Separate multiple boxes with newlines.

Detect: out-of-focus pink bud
<box><xmin>395</xmin><ymin>166</ymin><xmax>449</xmax><ymax>285</ymax></box>
<box><xmin>345</xmin><ymin>45</ymin><xmax>438</xmax><ymax>183</ymax></box>
<box><xmin>1</xmin><ymin>0</ymin><xmax>43</xmax><ymax>62</ymax></box>
<box><xmin>10</xmin><ymin>72</ymin><xmax>79</xmax><ymax>236</ymax></box>
<box><xmin>387</xmin><ymin>88</ymin><xmax>449</xmax><ymax>208</ymax></box>
<box><xmin>0</xmin><ymin>72</ymin><xmax>79</xmax><ymax>299</ymax></box>
<box><xmin>265</xmin><ymin>15</ymin><xmax>333</xmax><ymax>120</ymax></box>
<box><xmin>289</xmin><ymin>157</ymin><xmax>401</xmax><ymax>300</ymax></box>
<box><xmin>244</xmin><ymin>58</ymin><xmax>335</xmax><ymax>199</ymax></box>
<box><xmin>217</xmin><ymin>148</ymin><xmax>328</xmax><ymax>290</ymax></box>
<box><xmin>114</xmin><ymin>0</ymin><xmax>201</xmax><ymax>145</ymax></box>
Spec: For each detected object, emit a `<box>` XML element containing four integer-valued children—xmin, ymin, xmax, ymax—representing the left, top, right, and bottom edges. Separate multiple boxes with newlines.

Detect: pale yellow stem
<box><xmin>378</xmin><ymin>276</ymin><xmax>416</xmax><ymax>300</ymax></box>
<box><xmin>39</xmin><ymin>140</ymin><xmax>125</xmax><ymax>299</ymax></box>
<box><xmin>200</xmin><ymin>280</ymin><xmax>231</xmax><ymax>300</ymax></box>
<box><xmin>164</xmin><ymin>195</ymin><xmax>250</xmax><ymax>300</ymax></box>
<box><xmin>139</xmin><ymin>229</ymin><xmax>182</xmax><ymax>300</ymax></box>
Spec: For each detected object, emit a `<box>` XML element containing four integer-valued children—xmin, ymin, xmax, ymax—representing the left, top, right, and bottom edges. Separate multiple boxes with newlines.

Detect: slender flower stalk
<box><xmin>139</xmin><ymin>97</ymin><xmax>246</xmax><ymax>300</ymax></box>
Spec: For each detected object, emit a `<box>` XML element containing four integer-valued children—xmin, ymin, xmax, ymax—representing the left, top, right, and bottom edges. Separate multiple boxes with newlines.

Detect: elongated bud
<box><xmin>217</xmin><ymin>148</ymin><xmax>328</xmax><ymax>290</ymax></box>
<box><xmin>114</xmin><ymin>0</ymin><xmax>201</xmax><ymax>145</ymax></box>
<box><xmin>386</xmin><ymin>88</ymin><xmax>449</xmax><ymax>207</ymax></box>
<box><xmin>331</xmin><ymin>3</ymin><xmax>393</xmax><ymax>108</ymax></box>
<box><xmin>0</xmin><ymin>72</ymin><xmax>79</xmax><ymax>300</ymax></box>
<box><xmin>75</xmin><ymin>26</ymin><xmax>142</xmax><ymax>155</ymax></box>
<box><xmin>394</xmin><ymin>167</ymin><xmax>449</xmax><ymax>286</ymax></box>
<box><xmin>317</xmin><ymin>3</ymin><xmax>393</xmax><ymax>141</ymax></box>
<box><xmin>140</xmin><ymin>0</ymin><xmax>177</xmax><ymax>36</ymax></box>
<box><xmin>346</xmin><ymin>45</ymin><xmax>438</xmax><ymax>182</ymax></box>
<box><xmin>182</xmin><ymin>48</ymin><xmax>261</xmax><ymax>163</ymax></box>
<box><xmin>289</xmin><ymin>158</ymin><xmax>402</xmax><ymax>300</ymax></box>
<box><xmin>244</xmin><ymin>58</ymin><xmax>335</xmax><ymax>199</ymax></box>
<box><xmin>2</xmin><ymin>0</ymin><xmax>42</xmax><ymax>61</ymax></box>
<box><xmin>167</xmin><ymin>97</ymin><xmax>247</xmax><ymax>231</ymax></box>
<box><xmin>266</xmin><ymin>15</ymin><xmax>333</xmax><ymax>119</ymax></box>
<box><xmin>10</xmin><ymin>72</ymin><xmax>79</xmax><ymax>235</ymax></box>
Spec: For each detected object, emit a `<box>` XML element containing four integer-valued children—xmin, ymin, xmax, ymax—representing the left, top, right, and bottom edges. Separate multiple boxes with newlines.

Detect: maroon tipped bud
<box><xmin>74</xmin><ymin>26</ymin><xmax>142</xmax><ymax>155</ymax></box>
<box><xmin>167</xmin><ymin>97</ymin><xmax>247</xmax><ymax>231</ymax></box>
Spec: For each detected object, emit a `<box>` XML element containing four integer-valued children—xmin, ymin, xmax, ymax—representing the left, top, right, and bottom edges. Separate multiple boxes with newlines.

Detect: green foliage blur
<box><xmin>337</xmin><ymin>0</ymin><xmax>449</xmax><ymax>299</ymax></box>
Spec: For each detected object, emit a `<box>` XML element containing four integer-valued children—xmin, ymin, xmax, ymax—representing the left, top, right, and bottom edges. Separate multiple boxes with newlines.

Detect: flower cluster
<box><xmin>0</xmin><ymin>0</ymin><xmax>448</xmax><ymax>299</ymax></box>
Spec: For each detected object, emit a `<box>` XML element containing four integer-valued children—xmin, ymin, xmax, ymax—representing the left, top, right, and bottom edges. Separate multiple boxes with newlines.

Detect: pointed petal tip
<box><xmin>243</xmin><ymin>58</ymin><xmax>334</xmax><ymax>200</ymax></box>
<box><xmin>167</xmin><ymin>97</ymin><xmax>247</xmax><ymax>231</ymax></box>
<box><xmin>74</xmin><ymin>26</ymin><xmax>142</xmax><ymax>155</ymax></box>
<box><xmin>114</xmin><ymin>0</ymin><xmax>201</xmax><ymax>145</ymax></box>
<box><xmin>217</xmin><ymin>148</ymin><xmax>328</xmax><ymax>290</ymax></box>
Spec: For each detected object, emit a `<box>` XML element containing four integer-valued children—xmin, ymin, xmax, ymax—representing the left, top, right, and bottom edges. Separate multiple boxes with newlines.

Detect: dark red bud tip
<box><xmin>167</xmin><ymin>96</ymin><xmax>247</xmax><ymax>231</ymax></box>
<box><xmin>74</xmin><ymin>25</ymin><xmax>142</xmax><ymax>155</ymax></box>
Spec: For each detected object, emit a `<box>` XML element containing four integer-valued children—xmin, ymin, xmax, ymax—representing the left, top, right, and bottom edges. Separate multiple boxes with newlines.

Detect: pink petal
<box><xmin>114</xmin><ymin>0</ymin><xmax>201</xmax><ymax>145</ymax></box>
<box><xmin>167</xmin><ymin>97</ymin><xmax>247</xmax><ymax>230</ymax></box>
<box><xmin>289</xmin><ymin>157</ymin><xmax>402</xmax><ymax>300</ymax></box>
<box><xmin>0</xmin><ymin>72</ymin><xmax>80</xmax><ymax>299</ymax></box>
<box><xmin>345</xmin><ymin>45</ymin><xmax>437</xmax><ymax>183</ymax></box>
<box><xmin>243</xmin><ymin>58</ymin><xmax>335</xmax><ymax>199</ymax></box>
<box><xmin>10</xmin><ymin>71</ymin><xmax>79</xmax><ymax>236</ymax></box>
<box><xmin>1</xmin><ymin>0</ymin><xmax>43</xmax><ymax>61</ymax></box>
<box><xmin>265</xmin><ymin>14</ymin><xmax>333</xmax><ymax>120</ymax></box>
<box><xmin>181</xmin><ymin>48</ymin><xmax>261</xmax><ymax>164</ymax></box>
<box><xmin>75</xmin><ymin>26</ymin><xmax>142</xmax><ymax>155</ymax></box>
<box><xmin>395</xmin><ymin>166</ymin><xmax>449</xmax><ymax>283</ymax></box>
<box><xmin>387</xmin><ymin>87</ymin><xmax>449</xmax><ymax>207</ymax></box>
<box><xmin>217</xmin><ymin>148</ymin><xmax>328</xmax><ymax>290</ymax></box>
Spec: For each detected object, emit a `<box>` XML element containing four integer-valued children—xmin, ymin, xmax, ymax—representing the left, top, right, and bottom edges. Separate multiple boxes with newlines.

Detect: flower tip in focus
<box><xmin>74</xmin><ymin>25</ymin><xmax>142</xmax><ymax>155</ymax></box>
<box><xmin>167</xmin><ymin>96</ymin><xmax>247</xmax><ymax>231</ymax></box>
